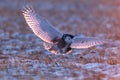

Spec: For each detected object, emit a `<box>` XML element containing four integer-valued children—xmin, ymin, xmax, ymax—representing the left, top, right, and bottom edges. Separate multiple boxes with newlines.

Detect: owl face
<box><xmin>62</xmin><ymin>34</ymin><xmax>74</xmax><ymax>44</ymax></box>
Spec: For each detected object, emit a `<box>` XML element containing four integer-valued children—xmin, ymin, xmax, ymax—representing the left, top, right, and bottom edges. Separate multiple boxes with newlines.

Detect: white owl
<box><xmin>22</xmin><ymin>6</ymin><xmax>108</xmax><ymax>54</ymax></box>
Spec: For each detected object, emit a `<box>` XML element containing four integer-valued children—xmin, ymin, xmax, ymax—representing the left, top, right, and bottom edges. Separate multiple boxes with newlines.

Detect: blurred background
<box><xmin>0</xmin><ymin>0</ymin><xmax>120</xmax><ymax>80</ymax></box>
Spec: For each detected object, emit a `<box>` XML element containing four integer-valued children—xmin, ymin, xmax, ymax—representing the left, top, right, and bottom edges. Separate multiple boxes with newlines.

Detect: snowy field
<box><xmin>0</xmin><ymin>0</ymin><xmax>120</xmax><ymax>80</ymax></box>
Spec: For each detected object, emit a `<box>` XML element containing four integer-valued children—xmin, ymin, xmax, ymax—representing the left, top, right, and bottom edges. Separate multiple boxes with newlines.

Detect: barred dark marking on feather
<box><xmin>22</xmin><ymin>6</ymin><xmax>63</xmax><ymax>44</ymax></box>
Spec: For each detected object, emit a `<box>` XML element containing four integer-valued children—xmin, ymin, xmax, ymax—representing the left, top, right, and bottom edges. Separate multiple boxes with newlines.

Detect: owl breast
<box><xmin>43</xmin><ymin>38</ymin><xmax>72</xmax><ymax>54</ymax></box>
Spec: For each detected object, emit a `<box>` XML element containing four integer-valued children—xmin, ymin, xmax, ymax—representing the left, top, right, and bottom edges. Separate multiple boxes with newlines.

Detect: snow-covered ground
<box><xmin>0</xmin><ymin>0</ymin><xmax>120</xmax><ymax>80</ymax></box>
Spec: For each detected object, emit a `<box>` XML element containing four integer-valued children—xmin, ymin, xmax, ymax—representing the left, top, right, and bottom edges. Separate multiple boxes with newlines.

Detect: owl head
<box><xmin>62</xmin><ymin>34</ymin><xmax>74</xmax><ymax>44</ymax></box>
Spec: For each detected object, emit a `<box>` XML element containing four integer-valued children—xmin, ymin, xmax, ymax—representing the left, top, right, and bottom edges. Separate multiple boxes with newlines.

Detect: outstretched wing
<box><xmin>22</xmin><ymin>6</ymin><xmax>63</xmax><ymax>43</ymax></box>
<box><xmin>70</xmin><ymin>37</ymin><xmax>107</xmax><ymax>49</ymax></box>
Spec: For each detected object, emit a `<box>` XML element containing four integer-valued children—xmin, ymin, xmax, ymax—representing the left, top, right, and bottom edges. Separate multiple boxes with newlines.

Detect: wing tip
<box><xmin>21</xmin><ymin>5</ymin><xmax>34</xmax><ymax>15</ymax></box>
<box><xmin>99</xmin><ymin>39</ymin><xmax>110</xmax><ymax>43</ymax></box>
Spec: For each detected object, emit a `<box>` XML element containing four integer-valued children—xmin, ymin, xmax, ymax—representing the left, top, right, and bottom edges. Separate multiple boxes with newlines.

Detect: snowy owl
<box><xmin>22</xmin><ymin>6</ymin><xmax>107</xmax><ymax>54</ymax></box>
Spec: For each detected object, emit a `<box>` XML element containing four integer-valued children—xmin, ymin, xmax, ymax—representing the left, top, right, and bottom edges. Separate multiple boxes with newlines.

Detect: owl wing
<box><xmin>70</xmin><ymin>36</ymin><xmax>107</xmax><ymax>49</ymax></box>
<box><xmin>22</xmin><ymin>6</ymin><xmax>63</xmax><ymax>43</ymax></box>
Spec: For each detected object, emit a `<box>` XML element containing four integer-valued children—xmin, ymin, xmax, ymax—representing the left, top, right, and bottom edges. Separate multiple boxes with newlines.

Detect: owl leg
<box><xmin>43</xmin><ymin>42</ymin><xmax>53</xmax><ymax>50</ymax></box>
<box><xmin>60</xmin><ymin>47</ymin><xmax>72</xmax><ymax>54</ymax></box>
<box><xmin>43</xmin><ymin>42</ymin><xmax>60</xmax><ymax>54</ymax></box>
<box><xmin>60</xmin><ymin>44</ymin><xmax>72</xmax><ymax>54</ymax></box>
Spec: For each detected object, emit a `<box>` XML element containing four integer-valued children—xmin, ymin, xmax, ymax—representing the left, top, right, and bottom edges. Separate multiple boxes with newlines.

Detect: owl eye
<box><xmin>68</xmin><ymin>37</ymin><xmax>71</xmax><ymax>40</ymax></box>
